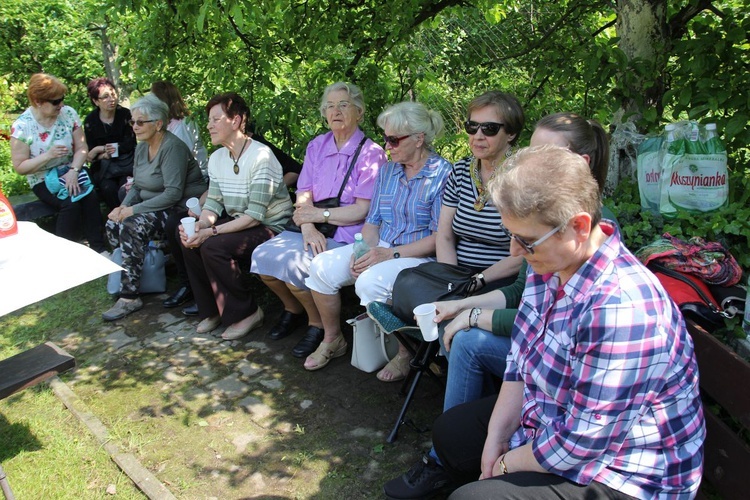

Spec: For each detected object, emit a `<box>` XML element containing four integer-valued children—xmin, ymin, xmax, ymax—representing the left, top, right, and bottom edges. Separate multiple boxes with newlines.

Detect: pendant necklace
<box><xmin>230</xmin><ymin>137</ymin><xmax>249</xmax><ymax>175</ymax></box>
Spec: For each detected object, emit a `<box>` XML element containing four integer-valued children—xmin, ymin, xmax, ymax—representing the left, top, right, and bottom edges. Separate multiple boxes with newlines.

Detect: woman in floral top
<box><xmin>10</xmin><ymin>73</ymin><xmax>106</xmax><ymax>252</ymax></box>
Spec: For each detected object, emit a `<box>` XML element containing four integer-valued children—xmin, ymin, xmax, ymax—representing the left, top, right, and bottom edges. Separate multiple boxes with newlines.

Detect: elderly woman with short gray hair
<box><xmin>251</xmin><ymin>82</ymin><xmax>386</xmax><ymax>358</ymax></box>
<box><xmin>300</xmin><ymin>101</ymin><xmax>452</xmax><ymax>373</ymax></box>
<box><xmin>102</xmin><ymin>92</ymin><xmax>206</xmax><ymax>321</ymax></box>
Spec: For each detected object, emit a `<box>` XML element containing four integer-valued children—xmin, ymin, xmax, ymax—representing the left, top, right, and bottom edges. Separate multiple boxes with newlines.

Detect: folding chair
<box><xmin>367</xmin><ymin>302</ymin><xmax>444</xmax><ymax>443</ymax></box>
<box><xmin>0</xmin><ymin>342</ymin><xmax>76</xmax><ymax>500</ymax></box>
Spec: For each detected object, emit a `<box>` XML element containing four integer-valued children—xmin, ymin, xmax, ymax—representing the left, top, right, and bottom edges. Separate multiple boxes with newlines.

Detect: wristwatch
<box><xmin>393</xmin><ymin>248</ymin><xmax>401</xmax><ymax>259</ymax></box>
<box><xmin>475</xmin><ymin>273</ymin><xmax>486</xmax><ymax>287</ymax></box>
<box><xmin>323</xmin><ymin>209</ymin><xmax>331</xmax><ymax>223</ymax></box>
<box><xmin>212</xmin><ymin>226</ymin><xmax>218</xmax><ymax>236</ymax></box>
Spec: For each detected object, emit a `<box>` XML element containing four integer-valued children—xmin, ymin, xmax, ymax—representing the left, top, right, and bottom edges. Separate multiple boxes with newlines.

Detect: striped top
<box><xmin>204</xmin><ymin>140</ymin><xmax>293</xmax><ymax>233</ymax></box>
<box><xmin>366</xmin><ymin>153</ymin><xmax>452</xmax><ymax>246</ymax></box>
<box><xmin>507</xmin><ymin>222</ymin><xmax>704</xmax><ymax>499</ymax></box>
<box><xmin>442</xmin><ymin>156</ymin><xmax>511</xmax><ymax>269</ymax></box>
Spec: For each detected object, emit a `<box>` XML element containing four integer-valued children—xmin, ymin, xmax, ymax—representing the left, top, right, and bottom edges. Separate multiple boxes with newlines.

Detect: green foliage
<box><xmin>0</xmin><ymin>140</ymin><xmax>28</xmax><ymax>197</ymax></box>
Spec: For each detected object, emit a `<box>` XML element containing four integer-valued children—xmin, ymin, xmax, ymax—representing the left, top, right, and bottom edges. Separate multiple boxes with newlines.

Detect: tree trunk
<box><xmin>610</xmin><ymin>0</ymin><xmax>668</xmax><ymax>188</ymax></box>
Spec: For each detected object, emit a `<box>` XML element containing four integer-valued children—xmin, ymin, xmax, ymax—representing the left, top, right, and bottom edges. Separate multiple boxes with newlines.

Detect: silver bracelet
<box><xmin>470</xmin><ymin>307</ymin><xmax>482</xmax><ymax>328</ymax></box>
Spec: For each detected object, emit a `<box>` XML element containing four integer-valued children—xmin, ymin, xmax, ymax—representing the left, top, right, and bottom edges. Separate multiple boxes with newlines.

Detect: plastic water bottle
<box><xmin>743</xmin><ymin>283</ymin><xmax>750</xmax><ymax>337</ymax></box>
<box><xmin>352</xmin><ymin>233</ymin><xmax>370</xmax><ymax>260</ymax></box>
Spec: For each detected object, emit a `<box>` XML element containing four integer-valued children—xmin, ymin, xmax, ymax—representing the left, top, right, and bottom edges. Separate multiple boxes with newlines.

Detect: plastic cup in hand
<box><xmin>53</xmin><ymin>139</ymin><xmax>68</xmax><ymax>153</ymax></box>
<box><xmin>413</xmin><ymin>303</ymin><xmax>438</xmax><ymax>341</ymax></box>
<box><xmin>181</xmin><ymin>216</ymin><xmax>197</xmax><ymax>237</ymax></box>
<box><xmin>186</xmin><ymin>197</ymin><xmax>201</xmax><ymax>214</ymax></box>
<box><xmin>107</xmin><ymin>142</ymin><xmax>119</xmax><ymax>158</ymax></box>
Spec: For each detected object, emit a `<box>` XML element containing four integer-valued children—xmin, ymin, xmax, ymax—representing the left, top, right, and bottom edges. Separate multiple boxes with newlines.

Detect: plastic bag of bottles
<box><xmin>658</xmin><ymin>121</ymin><xmax>728</xmax><ymax>218</ymax></box>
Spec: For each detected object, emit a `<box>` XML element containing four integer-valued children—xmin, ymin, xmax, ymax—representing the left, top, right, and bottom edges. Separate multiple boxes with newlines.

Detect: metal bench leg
<box><xmin>387</xmin><ymin>339</ymin><xmax>441</xmax><ymax>443</ymax></box>
<box><xmin>0</xmin><ymin>463</ymin><xmax>15</xmax><ymax>500</ymax></box>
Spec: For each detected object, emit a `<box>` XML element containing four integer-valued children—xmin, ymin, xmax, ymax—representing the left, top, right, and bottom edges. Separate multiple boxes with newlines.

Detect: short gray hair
<box><xmin>319</xmin><ymin>82</ymin><xmax>365</xmax><ymax>119</ymax></box>
<box><xmin>490</xmin><ymin>145</ymin><xmax>602</xmax><ymax>227</ymax></box>
<box><xmin>376</xmin><ymin>101</ymin><xmax>445</xmax><ymax>150</ymax></box>
<box><xmin>131</xmin><ymin>93</ymin><xmax>169</xmax><ymax>131</ymax></box>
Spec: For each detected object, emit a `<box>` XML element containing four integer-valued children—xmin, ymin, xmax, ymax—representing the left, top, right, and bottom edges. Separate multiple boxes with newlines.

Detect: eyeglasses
<box><xmin>383</xmin><ymin>134</ymin><xmax>412</xmax><ymax>148</ymax></box>
<box><xmin>464</xmin><ymin>120</ymin><xmax>505</xmax><ymax>137</ymax></box>
<box><xmin>128</xmin><ymin>119</ymin><xmax>156</xmax><ymax>127</ymax></box>
<box><xmin>498</xmin><ymin>220</ymin><xmax>566</xmax><ymax>255</ymax></box>
<box><xmin>47</xmin><ymin>96</ymin><xmax>65</xmax><ymax>106</ymax></box>
<box><xmin>98</xmin><ymin>93</ymin><xmax>117</xmax><ymax>101</ymax></box>
<box><xmin>325</xmin><ymin>101</ymin><xmax>351</xmax><ymax>111</ymax></box>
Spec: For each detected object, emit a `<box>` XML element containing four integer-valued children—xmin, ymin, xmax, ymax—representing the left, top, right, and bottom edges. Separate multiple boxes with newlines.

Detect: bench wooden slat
<box><xmin>687</xmin><ymin>321</ymin><xmax>750</xmax><ymax>499</ymax></box>
<box><xmin>689</xmin><ymin>321</ymin><xmax>750</xmax><ymax>429</ymax></box>
<box><xmin>0</xmin><ymin>342</ymin><xmax>75</xmax><ymax>400</ymax></box>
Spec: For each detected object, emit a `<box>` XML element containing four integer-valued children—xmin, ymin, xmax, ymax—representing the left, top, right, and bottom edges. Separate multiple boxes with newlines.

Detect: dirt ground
<box><xmin>47</xmin><ymin>280</ymin><xmax>447</xmax><ymax>499</ymax></box>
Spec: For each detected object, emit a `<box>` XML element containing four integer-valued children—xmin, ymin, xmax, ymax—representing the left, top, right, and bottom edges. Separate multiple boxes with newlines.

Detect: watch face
<box><xmin>393</xmin><ymin>252</ymin><xmax>400</xmax><ymax>259</ymax></box>
<box><xmin>323</xmin><ymin>210</ymin><xmax>331</xmax><ymax>217</ymax></box>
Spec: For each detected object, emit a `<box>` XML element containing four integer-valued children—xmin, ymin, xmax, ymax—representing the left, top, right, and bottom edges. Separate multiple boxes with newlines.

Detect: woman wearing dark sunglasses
<box><xmin>101</xmin><ymin>93</ymin><xmax>205</xmax><ymax>321</ymax></box>
<box><xmin>10</xmin><ymin>73</ymin><xmax>107</xmax><ymax>253</ymax></box>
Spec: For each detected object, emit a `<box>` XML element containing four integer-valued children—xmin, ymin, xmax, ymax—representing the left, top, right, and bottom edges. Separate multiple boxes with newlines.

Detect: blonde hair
<box><xmin>491</xmin><ymin>145</ymin><xmax>602</xmax><ymax>227</ymax></box>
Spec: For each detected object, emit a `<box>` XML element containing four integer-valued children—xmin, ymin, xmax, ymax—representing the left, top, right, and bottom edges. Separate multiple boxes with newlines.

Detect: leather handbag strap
<box><xmin>335</xmin><ymin>136</ymin><xmax>368</xmax><ymax>201</ymax></box>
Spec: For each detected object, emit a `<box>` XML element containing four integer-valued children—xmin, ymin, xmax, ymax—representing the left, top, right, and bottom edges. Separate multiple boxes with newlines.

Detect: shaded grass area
<box><xmin>0</xmin><ymin>275</ymin><xmax>446</xmax><ymax>498</ymax></box>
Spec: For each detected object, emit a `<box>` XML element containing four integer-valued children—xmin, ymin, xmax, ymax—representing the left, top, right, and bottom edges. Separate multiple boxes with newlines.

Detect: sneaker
<box><xmin>383</xmin><ymin>454</ymin><xmax>453</xmax><ymax>499</ymax></box>
<box><xmin>102</xmin><ymin>297</ymin><xmax>143</xmax><ymax>321</ymax></box>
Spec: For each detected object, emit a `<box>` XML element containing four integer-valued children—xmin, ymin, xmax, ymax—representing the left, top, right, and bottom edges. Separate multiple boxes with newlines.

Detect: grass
<box><xmin>0</xmin><ymin>274</ymin><xmax>443</xmax><ymax>498</ymax></box>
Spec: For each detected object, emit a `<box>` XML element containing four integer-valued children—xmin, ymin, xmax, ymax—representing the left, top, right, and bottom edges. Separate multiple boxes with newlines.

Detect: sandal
<box><xmin>304</xmin><ymin>335</ymin><xmax>347</xmax><ymax>371</ymax></box>
<box><xmin>376</xmin><ymin>353</ymin><xmax>412</xmax><ymax>382</ymax></box>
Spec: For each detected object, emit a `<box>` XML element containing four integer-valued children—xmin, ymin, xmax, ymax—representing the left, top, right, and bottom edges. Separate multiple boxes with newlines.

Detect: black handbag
<box><xmin>285</xmin><ymin>136</ymin><xmax>367</xmax><ymax>238</ymax></box>
<box><xmin>391</xmin><ymin>262</ymin><xmax>479</xmax><ymax>323</ymax></box>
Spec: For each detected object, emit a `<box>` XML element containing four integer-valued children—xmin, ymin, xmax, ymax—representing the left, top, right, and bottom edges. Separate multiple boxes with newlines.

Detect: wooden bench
<box><xmin>8</xmin><ymin>193</ymin><xmax>55</xmax><ymax>222</ymax></box>
<box><xmin>689</xmin><ymin>320</ymin><xmax>750</xmax><ymax>499</ymax></box>
<box><xmin>0</xmin><ymin>342</ymin><xmax>76</xmax><ymax>499</ymax></box>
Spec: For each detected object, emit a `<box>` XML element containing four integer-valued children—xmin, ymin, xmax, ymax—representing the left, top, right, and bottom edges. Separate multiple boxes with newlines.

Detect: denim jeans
<box><xmin>443</xmin><ymin>327</ymin><xmax>511</xmax><ymax>412</ymax></box>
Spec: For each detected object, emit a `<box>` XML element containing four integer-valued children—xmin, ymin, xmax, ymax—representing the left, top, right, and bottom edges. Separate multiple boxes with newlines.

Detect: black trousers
<box><xmin>434</xmin><ymin>396</ymin><xmax>635</xmax><ymax>500</ymax></box>
<box><xmin>32</xmin><ymin>182</ymin><xmax>106</xmax><ymax>252</ymax></box>
<box><xmin>166</xmin><ymin>209</ymin><xmax>190</xmax><ymax>288</ymax></box>
<box><xmin>180</xmin><ymin>221</ymin><xmax>274</xmax><ymax>325</ymax></box>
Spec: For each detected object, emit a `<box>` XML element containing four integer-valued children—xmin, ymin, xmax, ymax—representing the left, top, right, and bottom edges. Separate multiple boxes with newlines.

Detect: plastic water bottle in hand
<box><xmin>352</xmin><ymin>233</ymin><xmax>370</xmax><ymax>260</ymax></box>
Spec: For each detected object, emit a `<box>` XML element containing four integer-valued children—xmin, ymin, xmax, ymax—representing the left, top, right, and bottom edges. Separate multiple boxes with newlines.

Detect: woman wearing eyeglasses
<box><xmin>10</xmin><ymin>73</ymin><xmax>107</xmax><ymax>253</ymax></box>
<box><xmin>83</xmin><ymin>77</ymin><xmax>137</xmax><ymax>210</ymax></box>
<box><xmin>102</xmin><ymin>93</ymin><xmax>205</xmax><ymax>321</ymax></box>
<box><xmin>251</xmin><ymin>82</ymin><xmax>386</xmax><ymax>358</ymax></box>
<box><xmin>300</xmin><ymin>101</ymin><xmax>452</xmax><ymax>372</ymax></box>
<box><xmin>383</xmin><ymin>113</ymin><xmax>614</xmax><ymax>500</ymax></box>
<box><xmin>179</xmin><ymin>93</ymin><xmax>293</xmax><ymax>340</ymax></box>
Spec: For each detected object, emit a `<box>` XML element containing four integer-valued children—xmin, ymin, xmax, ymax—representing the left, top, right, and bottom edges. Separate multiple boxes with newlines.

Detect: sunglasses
<box><xmin>47</xmin><ymin>96</ymin><xmax>65</xmax><ymax>106</ymax></box>
<box><xmin>464</xmin><ymin>120</ymin><xmax>505</xmax><ymax>137</ymax></box>
<box><xmin>383</xmin><ymin>134</ymin><xmax>412</xmax><ymax>148</ymax></box>
<box><xmin>498</xmin><ymin>220</ymin><xmax>566</xmax><ymax>255</ymax></box>
<box><xmin>128</xmin><ymin>119</ymin><xmax>157</xmax><ymax>127</ymax></box>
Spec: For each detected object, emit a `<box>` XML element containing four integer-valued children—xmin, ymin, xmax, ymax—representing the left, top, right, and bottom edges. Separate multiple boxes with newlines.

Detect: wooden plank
<box><xmin>688</xmin><ymin>321</ymin><xmax>750</xmax><ymax>430</ymax></box>
<box><xmin>0</xmin><ymin>342</ymin><xmax>75</xmax><ymax>400</ymax></box>
<box><xmin>702</xmin><ymin>406</ymin><xmax>750</xmax><ymax>500</ymax></box>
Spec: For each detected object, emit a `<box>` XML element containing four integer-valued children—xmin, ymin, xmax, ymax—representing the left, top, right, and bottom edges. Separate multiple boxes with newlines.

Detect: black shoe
<box><xmin>182</xmin><ymin>303</ymin><xmax>199</xmax><ymax>316</ymax></box>
<box><xmin>268</xmin><ymin>311</ymin><xmax>307</xmax><ymax>340</ymax></box>
<box><xmin>291</xmin><ymin>326</ymin><xmax>325</xmax><ymax>358</ymax></box>
<box><xmin>163</xmin><ymin>286</ymin><xmax>193</xmax><ymax>308</ymax></box>
<box><xmin>383</xmin><ymin>454</ymin><xmax>453</xmax><ymax>499</ymax></box>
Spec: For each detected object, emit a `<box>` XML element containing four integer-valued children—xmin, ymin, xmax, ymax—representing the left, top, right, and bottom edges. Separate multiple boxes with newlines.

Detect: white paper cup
<box><xmin>413</xmin><ymin>303</ymin><xmax>438</xmax><ymax>341</ymax></box>
<box><xmin>185</xmin><ymin>197</ymin><xmax>201</xmax><ymax>214</ymax></box>
<box><xmin>53</xmin><ymin>139</ymin><xmax>68</xmax><ymax>152</ymax></box>
<box><xmin>107</xmin><ymin>142</ymin><xmax>119</xmax><ymax>158</ymax></box>
<box><xmin>181</xmin><ymin>216</ymin><xmax>197</xmax><ymax>237</ymax></box>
